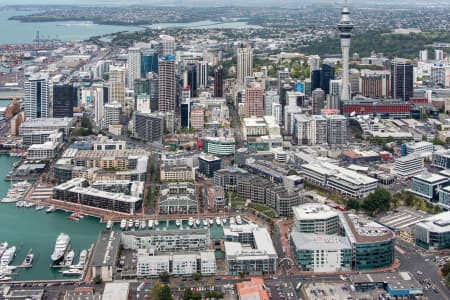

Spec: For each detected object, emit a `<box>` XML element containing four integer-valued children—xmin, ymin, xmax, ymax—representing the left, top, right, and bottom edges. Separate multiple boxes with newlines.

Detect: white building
<box><xmin>109</xmin><ymin>66</ymin><xmax>126</xmax><ymax>108</ymax></box>
<box><xmin>264</xmin><ymin>90</ymin><xmax>279</xmax><ymax>116</ymax></box>
<box><xmin>431</xmin><ymin>64</ymin><xmax>445</xmax><ymax>86</ymax></box>
<box><xmin>394</xmin><ymin>155</ymin><xmax>424</xmax><ymax>177</ymax></box>
<box><xmin>406</xmin><ymin>141</ymin><xmax>434</xmax><ymax>155</ymax></box>
<box><xmin>127</xmin><ymin>47</ymin><xmax>142</xmax><ymax>89</ymax></box>
<box><xmin>27</xmin><ymin>141</ymin><xmax>59</xmax><ymax>159</ymax></box>
<box><xmin>102</xmin><ymin>102</ymin><xmax>121</xmax><ymax>130</ymax></box>
<box><xmin>292</xmin><ymin>203</ymin><xmax>340</xmax><ymax>234</ymax></box>
<box><xmin>301</xmin><ymin>162</ymin><xmax>378</xmax><ymax>199</ymax></box>
<box><xmin>197</xmin><ymin>61</ymin><xmax>208</xmax><ymax>89</ymax></box>
<box><xmin>160</xmin><ymin>165</ymin><xmax>195</xmax><ymax>181</ymax></box>
<box><xmin>136</xmin><ymin>251</ymin><xmax>216</xmax><ymax>277</ymax></box>
<box><xmin>159</xmin><ymin>35</ymin><xmax>175</xmax><ymax>57</ymax></box>
<box><xmin>24</xmin><ymin>74</ymin><xmax>49</xmax><ymax>119</ymax></box>
<box><xmin>237</xmin><ymin>44</ymin><xmax>253</xmax><ymax>83</ymax></box>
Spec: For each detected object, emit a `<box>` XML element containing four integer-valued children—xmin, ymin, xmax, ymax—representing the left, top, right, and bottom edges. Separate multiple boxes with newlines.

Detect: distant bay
<box><xmin>0</xmin><ymin>10</ymin><xmax>145</xmax><ymax>44</ymax></box>
<box><xmin>0</xmin><ymin>10</ymin><xmax>261</xmax><ymax>44</ymax></box>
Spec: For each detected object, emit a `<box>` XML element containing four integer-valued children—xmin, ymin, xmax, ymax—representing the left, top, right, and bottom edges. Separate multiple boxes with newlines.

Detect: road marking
<box><xmin>395</xmin><ymin>245</ymin><xmax>406</xmax><ymax>255</ymax></box>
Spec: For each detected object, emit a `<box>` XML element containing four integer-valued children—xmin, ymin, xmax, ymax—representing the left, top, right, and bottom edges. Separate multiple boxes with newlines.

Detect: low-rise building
<box><xmin>91</xmin><ymin>231</ymin><xmax>121</xmax><ymax>282</ymax></box>
<box><xmin>406</xmin><ymin>141</ymin><xmax>433</xmax><ymax>155</ymax></box>
<box><xmin>236</xmin><ymin>277</ymin><xmax>270</xmax><ymax>300</ymax></box>
<box><xmin>160</xmin><ymin>164</ymin><xmax>195</xmax><ymax>182</ymax></box>
<box><xmin>290</xmin><ymin>232</ymin><xmax>352</xmax><ymax>272</ymax></box>
<box><xmin>394</xmin><ymin>155</ymin><xmax>424</xmax><ymax>177</ymax></box>
<box><xmin>224</xmin><ymin>224</ymin><xmax>278</xmax><ymax>275</ymax></box>
<box><xmin>121</xmin><ymin>229</ymin><xmax>210</xmax><ymax>252</ymax></box>
<box><xmin>201</xmin><ymin>136</ymin><xmax>236</xmax><ymax>156</ymax></box>
<box><xmin>414</xmin><ymin>212</ymin><xmax>450</xmax><ymax>250</ymax></box>
<box><xmin>292</xmin><ymin>203</ymin><xmax>340</xmax><ymax>235</ymax></box>
<box><xmin>198</xmin><ymin>154</ymin><xmax>221</xmax><ymax>178</ymax></box>
<box><xmin>158</xmin><ymin>182</ymin><xmax>197</xmax><ymax>214</ymax></box>
<box><xmin>409</xmin><ymin>173</ymin><xmax>448</xmax><ymax>202</ymax></box>
<box><xmin>136</xmin><ymin>251</ymin><xmax>216</xmax><ymax>277</ymax></box>
<box><xmin>27</xmin><ymin>141</ymin><xmax>60</xmax><ymax>160</ymax></box>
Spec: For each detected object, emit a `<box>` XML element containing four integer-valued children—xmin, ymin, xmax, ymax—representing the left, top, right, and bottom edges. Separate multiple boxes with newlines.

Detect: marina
<box><xmin>0</xmin><ymin>155</ymin><xmax>103</xmax><ymax>281</ymax></box>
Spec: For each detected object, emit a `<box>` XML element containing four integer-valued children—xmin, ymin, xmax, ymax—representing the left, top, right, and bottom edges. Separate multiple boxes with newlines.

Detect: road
<box><xmin>396</xmin><ymin>239</ymin><xmax>449</xmax><ymax>300</ymax></box>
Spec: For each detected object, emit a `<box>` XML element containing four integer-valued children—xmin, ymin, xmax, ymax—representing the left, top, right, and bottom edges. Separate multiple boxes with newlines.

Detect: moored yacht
<box><xmin>230</xmin><ymin>217</ymin><xmax>235</xmax><ymax>225</ymax></box>
<box><xmin>215</xmin><ymin>217</ymin><xmax>221</xmax><ymax>226</ymax></box>
<box><xmin>195</xmin><ymin>219</ymin><xmax>201</xmax><ymax>227</ymax></box>
<box><xmin>0</xmin><ymin>246</ymin><xmax>16</xmax><ymax>266</ymax></box>
<box><xmin>64</xmin><ymin>250</ymin><xmax>75</xmax><ymax>266</ymax></box>
<box><xmin>222</xmin><ymin>218</ymin><xmax>227</xmax><ymax>225</ymax></box>
<box><xmin>154</xmin><ymin>220</ymin><xmax>159</xmax><ymax>227</ymax></box>
<box><xmin>140</xmin><ymin>220</ymin><xmax>146</xmax><ymax>229</ymax></box>
<box><xmin>46</xmin><ymin>205</ymin><xmax>56</xmax><ymax>213</ymax></box>
<box><xmin>175</xmin><ymin>219</ymin><xmax>181</xmax><ymax>227</ymax></box>
<box><xmin>148</xmin><ymin>220</ymin><xmax>154</xmax><ymax>229</ymax></box>
<box><xmin>61</xmin><ymin>269</ymin><xmax>82</xmax><ymax>276</ymax></box>
<box><xmin>236</xmin><ymin>215</ymin><xmax>242</xmax><ymax>225</ymax></box>
<box><xmin>51</xmin><ymin>233</ymin><xmax>70</xmax><ymax>264</ymax></box>
<box><xmin>188</xmin><ymin>217</ymin><xmax>194</xmax><ymax>227</ymax></box>
<box><xmin>127</xmin><ymin>219</ymin><xmax>134</xmax><ymax>229</ymax></box>
<box><xmin>0</xmin><ymin>242</ymin><xmax>8</xmax><ymax>258</ymax></box>
<box><xmin>23</xmin><ymin>249</ymin><xmax>33</xmax><ymax>267</ymax></box>
<box><xmin>106</xmin><ymin>220</ymin><xmax>113</xmax><ymax>230</ymax></box>
<box><xmin>120</xmin><ymin>219</ymin><xmax>127</xmax><ymax>230</ymax></box>
<box><xmin>209</xmin><ymin>218</ymin><xmax>214</xmax><ymax>225</ymax></box>
<box><xmin>202</xmin><ymin>219</ymin><xmax>208</xmax><ymax>227</ymax></box>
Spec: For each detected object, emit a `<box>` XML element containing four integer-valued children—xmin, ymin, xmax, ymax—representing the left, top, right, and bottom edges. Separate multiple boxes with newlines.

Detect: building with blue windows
<box><xmin>414</xmin><ymin>212</ymin><xmax>450</xmax><ymax>250</ymax></box>
<box><xmin>409</xmin><ymin>172</ymin><xmax>448</xmax><ymax>202</ymax></box>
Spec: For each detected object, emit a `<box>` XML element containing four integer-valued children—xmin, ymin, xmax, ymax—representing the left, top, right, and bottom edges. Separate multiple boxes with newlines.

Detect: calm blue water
<box><xmin>0</xmin><ymin>10</ymin><xmax>261</xmax><ymax>44</ymax></box>
<box><xmin>0</xmin><ymin>10</ymin><xmax>144</xmax><ymax>44</ymax></box>
<box><xmin>0</xmin><ymin>154</ymin><xmax>104</xmax><ymax>281</ymax></box>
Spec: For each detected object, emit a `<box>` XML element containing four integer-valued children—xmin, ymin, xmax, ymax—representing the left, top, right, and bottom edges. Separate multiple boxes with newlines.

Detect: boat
<box><xmin>24</xmin><ymin>202</ymin><xmax>35</xmax><ymax>208</ymax></box>
<box><xmin>222</xmin><ymin>218</ymin><xmax>227</xmax><ymax>225</ymax></box>
<box><xmin>216</xmin><ymin>217</ymin><xmax>221</xmax><ymax>226</ymax></box>
<box><xmin>22</xmin><ymin>249</ymin><xmax>33</xmax><ymax>267</ymax></box>
<box><xmin>46</xmin><ymin>205</ymin><xmax>56</xmax><ymax>213</ymax></box>
<box><xmin>120</xmin><ymin>219</ymin><xmax>127</xmax><ymax>230</ymax></box>
<box><xmin>35</xmin><ymin>205</ymin><xmax>45</xmax><ymax>211</ymax></box>
<box><xmin>127</xmin><ymin>220</ymin><xmax>134</xmax><ymax>229</ymax></box>
<box><xmin>106</xmin><ymin>220</ymin><xmax>113</xmax><ymax>230</ymax></box>
<box><xmin>140</xmin><ymin>220</ymin><xmax>146</xmax><ymax>229</ymax></box>
<box><xmin>230</xmin><ymin>217</ymin><xmax>235</xmax><ymax>225</ymax></box>
<box><xmin>188</xmin><ymin>217</ymin><xmax>194</xmax><ymax>227</ymax></box>
<box><xmin>0</xmin><ymin>275</ymin><xmax>11</xmax><ymax>281</ymax></box>
<box><xmin>202</xmin><ymin>219</ymin><xmax>208</xmax><ymax>227</ymax></box>
<box><xmin>154</xmin><ymin>220</ymin><xmax>159</xmax><ymax>227</ymax></box>
<box><xmin>0</xmin><ymin>242</ymin><xmax>8</xmax><ymax>258</ymax></box>
<box><xmin>236</xmin><ymin>215</ymin><xmax>242</xmax><ymax>225</ymax></box>
<box><xmin>61</xmin><ymin>269</ymin><xmax>82</xmax><ymax>276</ymax></box>
<box><xmin>1</xmin><ymin>197</ymin><xmax>18</xmax><ymax>203</ymax></box>
<box><xmin>134</xmin><ymin>220</ymin><xmax>140</xmax><ymax>228</ymax></box>
<box><xmin>148</xmin><ymin>220</ymin><xmax>154</xmax><ymax>229</ymax></box>
<box><xmin>15</xmin><ymin>201</ymin><xmax>24</xmax><ymax>208</ymax></box>
<box><xmin>0</xmin><ymin>246</ymin><xmax>16</xmax><ymax>266</ymax></box>
<box><xmin>51</xmin><ymin>233</ymin><xmax>70</xmax><ymax>264</ymax></box>
<box><xmin>64</xmin><ymin>250</ymin><xmax>75</xmax><ymax>266</ymax></box>
<box><xmin>175</xmin><ymin>219</ymin><xmax>181</xmax><ymax>227</ymax></box>
<box><xmin>209</xmin><ymin>218</ymin><xmax>214</xmax><ymax>225</ymax></box>
<box><xmin>78</xmin><ymin>249</ymin><xmax>88</xmax><ymax>266</ymax></box>
<box><xmin>195</xmin><ymin>219</ymin><xmax>201</xmax><ymax>227</ymax></box>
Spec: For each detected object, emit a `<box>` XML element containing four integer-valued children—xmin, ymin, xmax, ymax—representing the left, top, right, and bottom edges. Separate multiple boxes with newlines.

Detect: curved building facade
<box><xmin>201</xmin><ymin>137</ymin><xmax>236</xmax><ymax>156</ymax></box>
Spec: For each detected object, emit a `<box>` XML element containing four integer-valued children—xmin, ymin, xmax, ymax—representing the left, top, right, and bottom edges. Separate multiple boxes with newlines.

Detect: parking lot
<box><xmin>302</xmin><ymin>282</ymin><xmax>387</xmax><ymax>300</ymax></box>
<box><xmin>265</xmin><ymin>279</ymin><xmax>298</xmax><ymax>300</ymax></box>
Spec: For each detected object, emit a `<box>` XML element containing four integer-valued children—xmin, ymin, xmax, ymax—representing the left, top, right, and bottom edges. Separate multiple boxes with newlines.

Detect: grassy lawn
<box><xmin>248</xmin><ymin>203</ymin><xmax>277</xmax><ymax>218</ymax></box>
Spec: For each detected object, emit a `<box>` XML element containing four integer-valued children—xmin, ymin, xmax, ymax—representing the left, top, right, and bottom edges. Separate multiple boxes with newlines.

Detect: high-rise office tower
<box><xmin>92</xmin><ymin>83</ymin><xmax>105</xmax><ymax>126</ymax></box>
<box><xmin>308</xmin><ymin>55</ymin><xmax>321</xmax><ymax>72</ymax></box>
<box><xmin>148</xmin><ymin>72</ymin><xmax>159</xmax><ymax>112</ymax></box>
<box><xmin>337</xmin><ymin>0</ymin><xmax>354</xmax><ymax>101</ymax></box>
<box><xmin>278</xmin><ymin>69</ymin><xmax>291</xmax><ymax>94</ymax></box>
<box><xmin>214</xmin><ymin>66</ymin><xmax>224</xmax><ymax>97</ymax></box>
<box><xmin>136</xmin><ymin>94</ymin><xmax>151</xmax><ymax>113</ymax></box>
<box><xmin>244</xmin><ymin>83</ymin><xmax>265</xmax><ymax>117</ymax></box>
<box><xmin>197</xmin><ymin>61</ymin><xmax>208</xmax><ymax>90</ymax></box>
<box><xmin>320</xmin><ymin>64</ymin><xmax>335</xmax><ymax>95</ymax></box>
<box><xmin>158</xmin><ymin>56</ymin><xmax>176</xmax><ymax>112</ymax></box>
<box><xmin>134</xmin><ymin>78</ymin><xmax>150</xmax><ymax>96</ymax></box>
<box><xmin>435</xmin><ymin>49</ymin><xmax>444</xmax><ymax>61</ymax></box>
<box><xmin>102</xmin><ymin>102</ymin><xmax>121</xmax><ymax>129</ymax></box>
<box><xmin>237</xmin><ymin>43</ymin><xmax>253</xmax><ymax>83</ymax></box>
<box><xmin>310</xmin><ymin>69</ymin><xmax>321</xmax><ymax>92</ymax></box>
<box><xmin>328</xmin><ymin>79</ymin><xmax>341</xmax><ymax>110</ymax></box>
<box><xmin>108</xmin><ymin>66</ymin><xmax>126</xmax><ymax>108</ymax></box>
<box><xmin>360</xmin><ymin>70</ymin><xmax>391</xmax><ymax>98</ymax></box>
<box><xmin>419</xmin><ymin>50</ymin><xmax>428</xmax><ymax>62</ymax></box>
<box><xmin>327</xmin><ymin>115</ymin><xmax>347</xmax><ymax>145</ymax></box>
<box><xmin>24</xmin><ymin>74</ymin><xmax>49</xmax><ymax>119</ymax></box>
<box><xmin>184</xmin><ymin>63</ymin><xmax>198</xmax><ymax>97</ymax></box>
<box><xmin>391</xmin><ymin>58</ymin><xmax>413</xmax><ymax>101</ymax></box>
<box><xmin>180</xmin><ymin>101</ymin><xmax>190</xmax><ymax>128</ymax></box>
<box><xmin>53</xmin><ymin>84</ymin><xmax>75</xmax><ymax>118</ymax></box>
<box><xmin>431</xmin><ymin>64</ymin><xmax>446</xmax><ymax>86</ymax></box>
<box><xmin>312</xmin><ymin>88</ymin><xmax>326</xmax><ymax>115</ymax></box>
<box><xmin>141</xmin><ymin>48</ymin><xmax>158</xmax><ymax>77</ymax></box>
<box><xmin>349</xmin><ymin>69</ymin><xmax>360</xmax><ymax>96</ymax></box>
<box><xmin>264</xmin><ymin>90</ymin><xmax>279</xmax><ymax>116</ymax></box>
<box><xmin>159</xmin><ymin>35</ymin><xmax>175</xmax><ymax>57</ymax></box>
<box><xmin>127</xmin><ymin>47</ymin><xmax>142</xmax><ymax>89</ymax></box>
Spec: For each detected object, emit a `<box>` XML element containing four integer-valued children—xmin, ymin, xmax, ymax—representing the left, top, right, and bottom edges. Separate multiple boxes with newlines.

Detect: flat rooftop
<box><xmin>290</xmin><ymin>231</ymin><xmax>351</xmax><ymax>251</ymax></box>
<box><xmin>292</xmin><ymin>203</ymin><xmax>338</xmax><ymax>221</ymax></box>
<box><xmin>342</xmin><ymin>213</ymin><xmax>394</xmax><ymax>244</ymax></box>
<box><xmin>412</xmin><ymin>172</ymin><xmax>448</xmax><ymax>183</ymax></box>
<box><xmin>91</xmin><ymin>230</ymin><xmax>121</xmax><ymax>267</ymax></box>
<box><xmin>102</xmin><ymin>282</ymin><xmax>129</xmax><ymax>300</ymax></box>
<box><xmin>378</xmin><ymin>206</ymin><xmax>429</xmax><ymax>232</ymax></box>
<box><xmin>415</xmin><ymin>211</ymin><xmax>450</xmax><ymax>233</ymax></box>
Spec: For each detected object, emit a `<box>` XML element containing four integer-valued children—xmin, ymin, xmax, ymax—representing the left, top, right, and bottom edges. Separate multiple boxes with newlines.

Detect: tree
<box><xmin>191</xmin><ymin>272</ymin><xmax>201</xmax><ymax>281</ymax></box>
<box><xmin>182</xmin><ymin>288</ymin><xmax>193</xmax><ymax>300</ymax></box>
<box><xmin>346</xmin><ymin>198</ymin><xmax>361</xmax><ymax>210</ymax></box>
<box><xmin>362</xmin><ymin>188</ymin><xmax>391</xmax><ymax>216</ymax></box>
<box><xmin>92</xmin><ymin>275</ymin><xmax>102</xmax><ymax>284</ymax></box>
<box><xmin>159</xmin><ymin>271</ymin><xmax>170</xmax><ymax>283</ymax></box>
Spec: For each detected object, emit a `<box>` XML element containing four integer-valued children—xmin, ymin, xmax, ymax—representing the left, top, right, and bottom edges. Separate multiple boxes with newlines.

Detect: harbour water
<box><xmin>0</xmin><ymin>10</ymin><xmax>261</xmax><ymax>44</ymax></box>
<box><xmin>0</xmin><ymin>154</ymin><xmax>103</xmax><ymax>281</ymax></box>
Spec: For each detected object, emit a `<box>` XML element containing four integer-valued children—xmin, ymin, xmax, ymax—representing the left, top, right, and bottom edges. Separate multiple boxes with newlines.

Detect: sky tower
<box><xmin>337</xmin><ymin>0</ymin><xmax>354</xmax><ymax>102</ymax></box>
